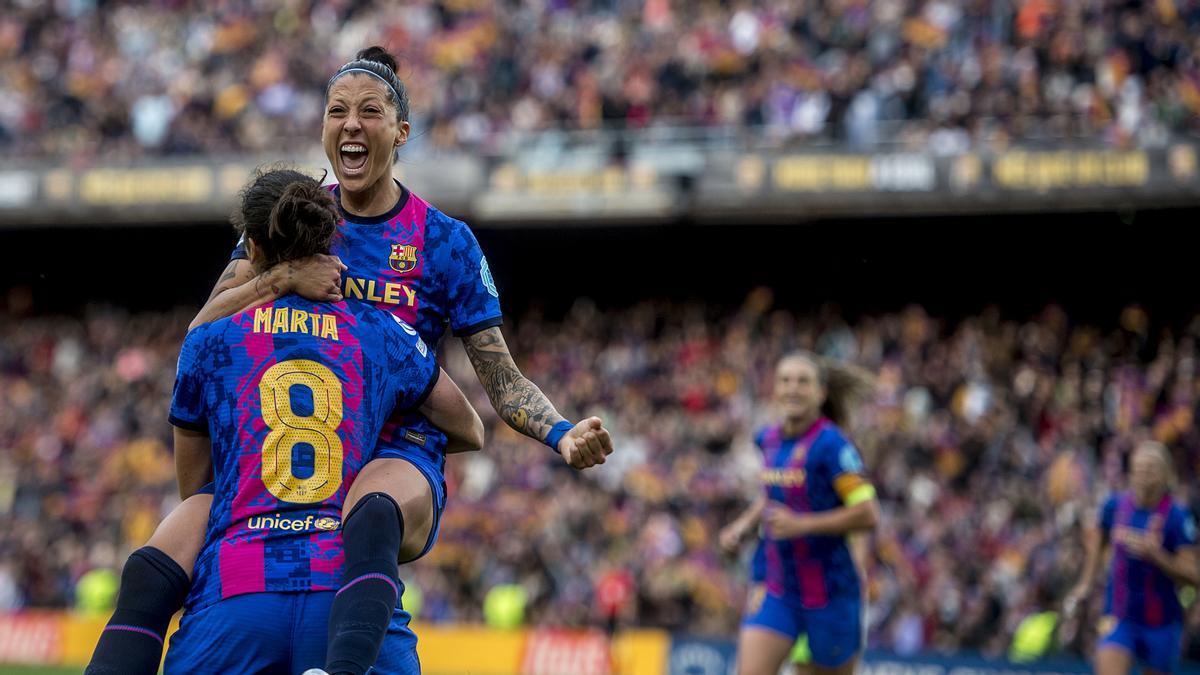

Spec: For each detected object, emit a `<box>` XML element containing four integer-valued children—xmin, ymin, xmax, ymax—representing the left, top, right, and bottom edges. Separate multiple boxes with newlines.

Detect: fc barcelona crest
<box><xmin>389</xmin><ymin>243</ymin><xmax>419</xmax><ymax>273</ymax></box>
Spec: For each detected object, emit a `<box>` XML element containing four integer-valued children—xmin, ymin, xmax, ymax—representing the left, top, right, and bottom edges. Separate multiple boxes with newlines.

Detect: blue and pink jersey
<box><xmin>233</xmin><ymin>183</ymin><xmax>502</xmax><ymax>468</ymax></box>
<box><xmin>169</xmin><ymin>295</ymin><xmax>438</xmax><ymax>611</ymax></box>
<box><xmin>1101</xmin><ymin>491</ymin><xmax>1198</xmax><ymax>626</ymax></box>
<box><xmin>756</xmin><ymin>419</ymin><xmax>869</xmax><ymax>607</ymax></box>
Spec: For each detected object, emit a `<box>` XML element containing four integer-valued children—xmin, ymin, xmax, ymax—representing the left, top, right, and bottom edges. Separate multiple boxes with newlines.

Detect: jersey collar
<box><xmin>334</xmin><ymin>179</ymin><xmax>410</xmax><ymax>225</ymax></box>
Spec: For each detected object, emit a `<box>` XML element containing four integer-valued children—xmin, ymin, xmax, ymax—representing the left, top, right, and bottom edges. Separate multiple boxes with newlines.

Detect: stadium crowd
<box><xmin>3</xmin><ymin>0</ymin><xmax>1200</xmax><ymax>160</ymax></box>
<box><xmin>0</xmin><ymin>290</ymin><xmax>1197</xmax><ymax>661</ymax></box>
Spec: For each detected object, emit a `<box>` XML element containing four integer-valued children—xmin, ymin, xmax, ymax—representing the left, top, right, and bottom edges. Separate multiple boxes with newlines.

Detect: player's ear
<box><xmin>395</xmin><ymin>121</ymin><xmax>409</xmax><ymax>148</ymax></box>
<box><xmin>246</xmin><ymin>239</ymin><xmax>261</xmax><ymax>267</ymax></box>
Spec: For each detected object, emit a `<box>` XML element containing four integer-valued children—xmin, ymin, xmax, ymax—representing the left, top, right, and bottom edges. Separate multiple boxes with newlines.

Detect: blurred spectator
<box><xmin>3</xmin><ymin>0</ymin><xmax>1200</xmax><ymax>163</ymax></box>
<box><xmin>0</xmin><ymin>294</ymin><xmax>1197</xmax><ymax>666</ymax></box>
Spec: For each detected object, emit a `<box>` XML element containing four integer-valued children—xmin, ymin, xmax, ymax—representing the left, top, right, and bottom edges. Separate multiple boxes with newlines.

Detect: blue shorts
<box><xmin>165</xmin><ymin>591</ymin><xmax>420</xmax><ymax>675</ymax></box>
<box><xmin>743</xmin><ymin>592</ymin><xmax>862</xmax><ymax>668</ymax></box>
<box><xmin>1100</xmin><ymin>618</ymin><xmax>1183</xmax><ymax>673</ymax></box>
<box><xmin>372</xmin><ymin>424</ymin><xmax>447</xmax><ymax>563</ymax></box>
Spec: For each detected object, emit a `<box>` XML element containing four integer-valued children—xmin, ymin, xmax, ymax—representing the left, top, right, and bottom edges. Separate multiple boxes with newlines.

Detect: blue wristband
<box><xmin>544</xmin><ymin>420</ymin><xmax>574</xmax><ymax>454</ymax></box>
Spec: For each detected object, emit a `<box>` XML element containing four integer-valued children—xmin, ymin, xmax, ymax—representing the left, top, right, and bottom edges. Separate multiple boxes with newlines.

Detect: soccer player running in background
<box><xmin>1066</xmin><ymin>441</ymin><xmax>1199</xmax><ymax>675</ymax></box>
<box><xmin>718</xmin><ymin>530</ymin><xmax>814</xmax><ymax>674</ymax></box>
<box><xmin>88</xmin><ymin>45</ymin><xmax>613</xmax><ymax>675</ymax></box>
<box><xmin>731</xmin><ymin>352</ymin><xmax>878</xmax><ymax>675</ymax></box>
<box><xmin>721</xmin><ymin>514</ymin><xmax>872</xmax><ymax>674</ymax></box>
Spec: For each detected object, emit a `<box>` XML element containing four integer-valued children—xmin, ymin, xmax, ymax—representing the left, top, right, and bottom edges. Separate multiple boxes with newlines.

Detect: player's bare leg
<box><xmin>346</xmin><ymin>458</ymin><xmax>435</xmax><ymax>561</ymax></box>
<box><xmin>736</xmin><ymin>627</ymin><xmax>795</xmax><ymax>675</ymax></box>
<box><xmin>324</xmin><ymin>458</ymin><xmax>434</xmax><ymax>675</ymax></box>
<box><xmin>145</xmin><ymin>493</ymin><xmax>213</xmax><ymax>577</ymax></box>
<box><xmin>85</xmin><ymin>494</ymin><xmax>211</xmax><ymax>674</ymax></box>
<box><xmin>1095</xmin><ymin>645</ymin><xmax>1135</xmax><ymax>675</ymax></box>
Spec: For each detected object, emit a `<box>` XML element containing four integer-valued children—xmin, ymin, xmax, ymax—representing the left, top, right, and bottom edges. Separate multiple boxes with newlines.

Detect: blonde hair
<box><xmin>779</xmin><ymin>352</ymin><xmax>875</xmax><ymax>427</ymax></box>
<box><xmin>1134</xmin><ymin>440</ymin><xmax>1177</xmax><ymax>489</ymax></box>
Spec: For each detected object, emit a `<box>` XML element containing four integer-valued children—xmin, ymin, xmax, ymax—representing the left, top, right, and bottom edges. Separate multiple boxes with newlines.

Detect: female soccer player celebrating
<box><xmin>1066</xmin><ymin>441</ymin><xmax>1199</xmax><ymax>675</ymax></box>
<box><xmin>91</xmin><ymin>168</ymin><xmax>485</xmax><ymax>673</ymax></box>
<box><xmin>731</xmin><ymin>352</ymin><xmax>878</xmax><ymax>675</ymax></box>
<box><xmin>89</xmin><ymin>46</ymin><xmax>612</xmax><ymax>675</ymax></box>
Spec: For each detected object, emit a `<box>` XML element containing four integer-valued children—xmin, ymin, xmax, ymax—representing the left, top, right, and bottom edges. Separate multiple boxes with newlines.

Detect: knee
<box><xmin>119</xmin><ymin>547</ymin><xmax>190</xmax><ymax>610</ymax></box>
<box><xmin>344</xmin><ymin>493</ymin><xmax>404</xmax><ymax>557</ymax></box>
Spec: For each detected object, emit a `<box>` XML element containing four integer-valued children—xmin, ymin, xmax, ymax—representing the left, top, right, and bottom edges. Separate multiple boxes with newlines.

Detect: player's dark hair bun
<box><xmin>235</xmin><ymin>167</ymin><xmax>339</xmax><ymax>270</ymax></box>
<box><xmin>356</xmin><ymin>45</ymin><xmax>398</xmax><ymax>74</ymax></box>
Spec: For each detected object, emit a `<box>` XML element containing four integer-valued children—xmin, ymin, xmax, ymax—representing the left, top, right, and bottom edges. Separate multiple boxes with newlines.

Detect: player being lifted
<box><xmin>88</xmin><ymin>45</ymin><xmax>613</xmax><ymax>675</ymax></box>
<box><xmin>1066</xmin><ymin>441</ymin><xmax>1199</xmax><ymax>675</ymax></box>
<box><xmin>92</xmin><ymin>169</ymin><xmax>484</xmax><ymax>673</ymax></box>
<box><xmin>731</xmin><ymin>352</ymin><xmax>878</xmax><ymax>675</ymax></box>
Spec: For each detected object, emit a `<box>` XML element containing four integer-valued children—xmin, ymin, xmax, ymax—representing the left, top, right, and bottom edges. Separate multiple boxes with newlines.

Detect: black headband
<box><xmin>327</xmin><ymin>60</ymin><xmax>409</xmax><ymax>120</ymax></box>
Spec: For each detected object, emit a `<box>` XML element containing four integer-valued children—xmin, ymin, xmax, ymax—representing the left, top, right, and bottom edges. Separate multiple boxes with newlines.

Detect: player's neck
<box><xmin>1134</xmin><ymin>489</ymin><xmax>1166</xmax><ymax>509</ymax></box>
<box><xmin>341</xmin><ymin>178</ymin><xmax>401</xmax><ymax>218</ymax></box>
<box><xmin>782</xmin><ymin>411</ymin><xmax>820</xmax><ymax>438</ymax></box>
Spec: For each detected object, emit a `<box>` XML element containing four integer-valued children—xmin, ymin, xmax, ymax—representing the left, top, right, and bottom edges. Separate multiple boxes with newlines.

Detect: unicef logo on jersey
<box><xmin>480</xmin><ymin>256</ymin><xmax>498</xmax><ymax>298</ymax></box>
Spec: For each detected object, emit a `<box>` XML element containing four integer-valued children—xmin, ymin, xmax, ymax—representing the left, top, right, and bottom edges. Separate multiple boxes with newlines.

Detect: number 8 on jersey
<box><xmin>259</xmin><ymin>359</ymin><xmax>344</xmax><ymax>504</ymax></box>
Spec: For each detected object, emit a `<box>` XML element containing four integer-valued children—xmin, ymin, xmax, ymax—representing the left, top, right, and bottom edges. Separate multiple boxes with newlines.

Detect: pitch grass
<box><xmin>0</xmin><ymin>662</ymin><xmax>87</xmax><ymax>667</ymax></box>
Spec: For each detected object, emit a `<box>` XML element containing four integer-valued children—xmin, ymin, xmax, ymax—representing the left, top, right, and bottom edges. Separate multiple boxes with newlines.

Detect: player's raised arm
<box><xmin>418</xmin><ymin>368</ymin><xmax>485</xmax><ymax>454</ymax></box>
<box><xmin>462</xmin><ymin>326</ymin><xmax>613</xmax><ymax>469</ymax></box>
<box><xmin>189</xmin><ymin>244</ymin><xmax>346</xmax><ymax>331</ymax></box>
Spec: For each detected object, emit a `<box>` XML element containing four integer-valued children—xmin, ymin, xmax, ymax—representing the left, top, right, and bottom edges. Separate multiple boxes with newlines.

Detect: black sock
<box><xmin>326</xmin><ymin>492</ymin><xmax>404</xmax><ymax>675</ymax></box>
<box><xmin>85</xmin><ymin>546</ymin><xmax>190</xmax><ymax>675</ymax></box>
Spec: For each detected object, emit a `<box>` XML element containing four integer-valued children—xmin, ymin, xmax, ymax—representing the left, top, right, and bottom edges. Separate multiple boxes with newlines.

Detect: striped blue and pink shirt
<box><xmin>1101</xmin><ymin>491</ymin><xmax>1197</xmax><ymax>626</ymax></box>
<box><xmin>756</xmin><ymin>418</ymin><xmax>870</xmax><ymax>607</ymax></box>
<box><xmin>170</xmin><ymin>296</ymin><xmax>438</xmax><ymax>611</ymax></box>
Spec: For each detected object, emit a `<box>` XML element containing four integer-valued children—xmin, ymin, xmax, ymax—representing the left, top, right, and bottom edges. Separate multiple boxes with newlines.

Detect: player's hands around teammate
<box><xmin>274</xmin><ymin>254</ymin><xmax>347</xmax><ymax>301</ymax></box>
<box><xmin>559</xmin><ymin>417</ymin><xmax>613</xmax><ymax>469</ymax></box>
<box><xmin>762</xmin><ymin>501</ymin><xmax>809</xmax><ymax>539</ymax></box>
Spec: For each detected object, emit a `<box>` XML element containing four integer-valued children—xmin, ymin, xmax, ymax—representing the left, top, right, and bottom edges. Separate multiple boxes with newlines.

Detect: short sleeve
<box><xmin>230</xmin><ymin>233</ymin><xmax>248</xmax><ymax>261</ymax></box>
<box><xmin>1099</xmin><ymin>496</ymin><xmax>1118</xmax><ymax>533</ymax></box>
<box><xmin>169</xmin><ymin>330</ymin><xmax>209</xmax><ymax>433</ymax></box>
<box><xmin>384</xmin><ymin>315</ymin><xmax>440</xmax><ymax>411</ymax></box>
<box><xmin>753</xmin><ymin>428</ymin><xmax>767</xmax><ymax>451</ymax></box>
<box><xmin>1169</xmin><ymin>507</ymin><xmax>1198</xmax><ymax>548</ymax></box>
<box><xmin>827</xmin><ymin>439</ymin><xmax>873</xmax><ymax>506</ymax></box>
<box><xmin>443</xmin><ymin>219</ymin><xmax>502</xmax><ymax>336</ymax></box>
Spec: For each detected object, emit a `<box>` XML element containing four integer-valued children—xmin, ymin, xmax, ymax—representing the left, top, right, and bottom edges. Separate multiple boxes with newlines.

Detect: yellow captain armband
<box><xmin>843</xmin><ymin>484</ymin><xmax>877</xmax><ymax>507</ymax></box>
<box><xmin>833</xmin><ymin>472</ymin><xmax>875</xmax><ymax>506</ymax></box>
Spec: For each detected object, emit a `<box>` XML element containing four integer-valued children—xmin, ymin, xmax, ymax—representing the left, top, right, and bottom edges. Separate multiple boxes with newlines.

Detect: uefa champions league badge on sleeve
<box><xmin>481</xmin><ymin>257</ymin><xmax>498</xmax><ymax>297</ymax></box>
<box><xmin>840</xmin><ymin>444</ymin><xmax>865</xmax><ymax>473</ymax></box>
<box><xmin>391</xmin><ymin>316</ymin><xmax>427</xmax><ymax>356</ymax></box>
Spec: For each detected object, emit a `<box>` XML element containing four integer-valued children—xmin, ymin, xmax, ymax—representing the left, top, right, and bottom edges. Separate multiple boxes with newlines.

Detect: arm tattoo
<box><xmin>251</xmin><ymin>262</ymin><xmax>291</xmax><ymax>298</ymax></box>
<box><xmin>463</xmin><ymin>327</ymin><xmax>566</xmax><ymax>442</ymax></box>
<box><xmin>207</xmin><ymin>261</ymin><xmax>244</xmax><ymax>301</ymax></box>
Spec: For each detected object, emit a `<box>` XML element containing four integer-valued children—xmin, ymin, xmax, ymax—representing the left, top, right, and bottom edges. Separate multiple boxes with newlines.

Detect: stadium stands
<box><xmin>3</xmin><ymin>0</ymin><xmax>1199</xmax><ymax>161</ymax></box>
<box><xmin>1</xmin><ymin>296</ymin><xmax>1197</xmax><ymax>660</ymax></box>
